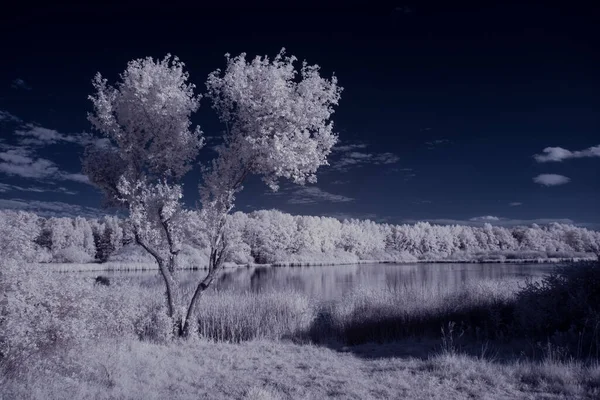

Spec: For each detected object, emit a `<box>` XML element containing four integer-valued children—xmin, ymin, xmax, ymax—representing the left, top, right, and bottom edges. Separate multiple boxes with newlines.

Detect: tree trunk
<box><xmin>181</xmin><ymin>247</ymin><xmax>223</xmax><ymax>337</ymax></box>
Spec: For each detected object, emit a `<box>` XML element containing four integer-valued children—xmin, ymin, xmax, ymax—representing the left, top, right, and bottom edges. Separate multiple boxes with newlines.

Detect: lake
<box><xmin>75</xmin><ymin>262</ymin><xmax>555</xmax><ymax>301</ymax></box>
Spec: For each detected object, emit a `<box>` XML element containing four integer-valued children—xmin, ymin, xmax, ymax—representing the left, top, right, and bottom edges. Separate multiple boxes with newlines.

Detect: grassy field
<box><xmin>2</xmin><ymin>260</ymin><xmax>599</xmax><ymax>399</ymax></box>
<box><xmin>2</xmin><ymin>338</ymin><xmax>599</xmax><ymax>400</ymax></box>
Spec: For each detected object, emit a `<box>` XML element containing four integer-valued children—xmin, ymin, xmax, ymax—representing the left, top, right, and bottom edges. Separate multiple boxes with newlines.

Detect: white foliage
<box><xmin>204</xmin><ymin>49</ymin><xmax>342</xmax><ymax>192</ymax></box>
<box><xmin>88</xmin><ymin>54</ymin><xmax>203</xmax><ymax>180</ymax></box>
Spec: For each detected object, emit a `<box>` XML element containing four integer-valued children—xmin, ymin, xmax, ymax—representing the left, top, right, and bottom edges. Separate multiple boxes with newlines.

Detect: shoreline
<box><xmin>40</xmin><ymin>255</ymin><xmax>597</xmax><ymax>273</ymax></box>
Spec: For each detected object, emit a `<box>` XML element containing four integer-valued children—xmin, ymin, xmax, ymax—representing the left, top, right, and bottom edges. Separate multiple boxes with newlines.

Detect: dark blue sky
<box><xmin>0</xmin><ymin>1</ymin><xmax>598</xmax><ymax>226</ymax></box>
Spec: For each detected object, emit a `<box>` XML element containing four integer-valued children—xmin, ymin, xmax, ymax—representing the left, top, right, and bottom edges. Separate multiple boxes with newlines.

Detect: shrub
<box><xmin>515</xmin><ymin>260</ymin><xmax>600</xmax><ymax>357</ymax></box>
<box><xmin>0</xmin><ymin>261</ymin><xmax>166</xmax><ymax>377</ymax></box>
<box><xmin>53</xmin><ymin>246</ymin><xmax>94</xmax><ymax>263</ymax></box>
<box><xmin>108</xmin><ymin>244</ymin><xmax>158</xmax><ymax>264</ymax></box>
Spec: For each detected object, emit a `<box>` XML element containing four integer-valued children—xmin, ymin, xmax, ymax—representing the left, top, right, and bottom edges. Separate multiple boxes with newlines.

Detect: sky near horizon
<box><xmin>0</xmin><ymin>2</ymin><xmax>598</xmax><ymax>227</ymax></box>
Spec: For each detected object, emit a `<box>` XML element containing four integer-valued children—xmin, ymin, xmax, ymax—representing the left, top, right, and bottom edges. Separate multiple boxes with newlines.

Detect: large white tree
<box><xmin>84</xmin><ymin>50</ymin><xmax>342</xmax><ymax>336</ymax></box>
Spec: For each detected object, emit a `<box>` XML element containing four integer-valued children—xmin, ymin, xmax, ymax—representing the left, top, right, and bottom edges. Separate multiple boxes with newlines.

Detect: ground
<box><xmin>3</xmin><ymin>339</ymin><xmax>599</xmax><ymax>400</ymax></box>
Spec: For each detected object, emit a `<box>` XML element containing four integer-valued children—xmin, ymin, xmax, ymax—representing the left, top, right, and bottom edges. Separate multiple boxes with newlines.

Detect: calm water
<box><xmin>79</xmin><ymin>263</ymin><xmax>554</xmax><ymax>301</ymax></box>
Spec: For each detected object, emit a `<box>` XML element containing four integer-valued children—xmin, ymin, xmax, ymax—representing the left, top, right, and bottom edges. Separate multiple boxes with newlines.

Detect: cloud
<box><xmin>61</xmin><ymin>173</ymin><xmax>90</xmax><ymax>184</ymax></box>
<box><xmin>509</xmin><ymin>202</ymin><xmax>522</xmax><ymax>206</ymax></box>
<box><xmin>470</xmin><ymin>215</ymin><xmax>500</xmax><ymax>221</ymax></box>
<box><xmin>0</xmin><ymin>198</ymin><xmax>106</xmax><ymax>218</ymax></box>
<box><xmin>330</xmin><ymin>141</ymin><xmax>400</xmax><ymax>171</ymax></box>
<box><xmin>0</xmin><ymin>115</ymin><xmax>96</xmax><ymax>186</ymax></box>
<box><xmin>0</xmin><ymin>183</ymin><xmax>77</xmax><ymax>195</ymax></box>
<box><xmin>425</xmin><ymin>139</ymin><xmax>451</xmax><ymax>149</ymax></box>
<box><xmin>403</xmin><ymin>217</ymin><xmax>578</xmax><ymax>227</ymax></box>
<box><xmin>331</xmin><ymin>180</ymin><xmax>349</xmax><ymax>185</ymax></box>
<box><xmin>15</xmin><ymin>123</ymin><xmax>90</xmax><ymax>146</ymax></box>
<box><xmin>332</xmin><ymin>143</ymin><xmax>368</xmax><ymax>152</ymax></box>
<box><xmin>534</xmin><ymin>145</ymin><xmax>600</xmax><ymax>162</ymax></box>
<box><xmin>412</xmin><ymin>199</ymin><xmax>432</xmax><ymax>204</ymax></box>
<box><xmin>533</xmin><ymin>174</ymin><xmax>570</xmax><ymax>186</ymax></box>
<box><xmin>324</xmin><ymin>212</ymin><xmax>388</xmax><ymax>222</ymax></box>
<box><xmin>11</xmin><ymin>78</ymin><xmax>32</xmax><ymax>90</ymax></box>
<box><xmin>287</xmin><ymin>187</ymin><xmax>354</xmax><ymax>205</ymax></box>
<box><xmin>332</xmin><ymin>151</ymin><xmax>400</xmax><ymax>171</ymax></box>
<box><xmin>268</xmin><ymin>186</ymin><xmax>354</xmax><ymax>205</ymax></box>
<box><xmin>0</xmin><ymin>147</ymin><xmax>90</xmax><ymax>183</ymax></box>
<box><xmin>0</xmin><ymin>148</ymin><xmax>60</xmax><ymax>178</ymax></box>
<box><xmin>0</xmin><ymin>110</ymin><xmax>21</xmax><ymax>123</ymax></box>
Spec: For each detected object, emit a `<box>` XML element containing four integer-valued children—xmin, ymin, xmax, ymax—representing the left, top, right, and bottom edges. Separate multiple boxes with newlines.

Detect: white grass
<box><xmin>2</xmin><ymin>339</ymin><xmax>598</xmax><ymax>400</ymax></box>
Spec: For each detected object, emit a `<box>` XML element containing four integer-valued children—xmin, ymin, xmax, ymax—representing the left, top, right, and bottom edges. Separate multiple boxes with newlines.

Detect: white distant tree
<box><xmin>84</xmin><ymin>50</ymin><xmax>341</xmax><ymax>336</ymax></box>
<box><xmin>0</xmin><ymin>210</ymin><xmax>42</xmax><ymax>262</ymax></box>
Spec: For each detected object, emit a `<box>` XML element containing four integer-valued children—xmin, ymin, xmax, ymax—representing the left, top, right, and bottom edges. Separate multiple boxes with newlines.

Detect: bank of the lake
<box><xmin>40</xmin><ymin>254</ymin><xmax>596</xmax><ymax>273</ymax></box>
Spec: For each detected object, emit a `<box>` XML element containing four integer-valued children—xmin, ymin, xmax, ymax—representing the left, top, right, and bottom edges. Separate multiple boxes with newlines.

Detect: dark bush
<box><xmin>515</xmin><ymin>260</ymin><xmax>600</xmax><ymax>358</ymax></box>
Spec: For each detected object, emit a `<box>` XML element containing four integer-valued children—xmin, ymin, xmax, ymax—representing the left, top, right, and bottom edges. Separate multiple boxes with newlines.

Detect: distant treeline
<box><xmin>1</xmin><ymin>209</ymin><xmax>599</xmax><ymax>265</ymax></box>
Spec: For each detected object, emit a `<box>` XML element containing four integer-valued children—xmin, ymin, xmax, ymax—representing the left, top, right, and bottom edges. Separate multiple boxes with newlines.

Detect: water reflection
<box><xmin>77</xmin><ymin>263</ymin><xmax>553</xmax><ymax>301</ymax></box>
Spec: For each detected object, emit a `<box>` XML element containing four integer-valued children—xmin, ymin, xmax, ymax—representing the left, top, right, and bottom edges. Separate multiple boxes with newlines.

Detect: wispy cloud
<box><xmin>11</xmin><ymin>78</ymin><xmax>32</xmax><ymax>91</ymax></box>
<box><xmin>0</xmin><ymin>110</ymin><xmax>22</xmax><ymax>123</ymax></box>
<box><xmin>332</xmin><ymin>143</ymin><xmax>368</xmax><ymax>152</ymax></box>
<box><xmin>332</xmin><ymin>151</ymin><xmax>400</xmax><ymax>171</ymax></box>
<box><xmin>0</xmin><ymin>142</ymin><xmax>90</xmax><ymax>183</ymax></box>
<box><xmin>470</xmin><ymin>215</ymin><xmax>500</xmax><ymax>222</ymax></box>
<box><xmin>329</xmin><ymin>141</ymin><xmax>400</xmax><ymax>172</ymax></box>
<box><xmin>403</xmin><ymin>217</ymin><xmax>579</xmax><ymax>227</ymax></box>
<box><xmin>0</xmin><ymin>183</ymin><xmax>77</xmax><ymax>195</ymax></box>
<box><xmin>0</xmin><ymin>112</ymin><xmax>93</xmax><ymax>185</ymax></box>
<box><xmin>268</xmin><ymin>186</ymin><xmax>354</xmax><ymax>205</ymax></box>
<box><xmin>533</xmin><ymin>174</ymin><xmax>570</xmax><ymax>186</ymax></box>
<box><xmin>412</xmin><ymin>199</ymin><xmax>432</xmax><ymax>205</ymax></box>
<box><xmin>509</xmin><ymin>202</ymin><xmax>522</xmax><ymax>206</ymax></box>
<box><xmin>0</xmin><ymin>148</ymin><xmax>59</xmax><ymax>179</ymax></box>
<box><xmin>15</xmin><ymin>123</ymin><xmax>91</xmax><ymax>146</ymax></box>
<box><xmin>288</xmin><ymin>187</ymin><xmax>354</xmax><ymax>205</ymax></box>
<box><xmin>425</xmin><ymin>139</ymin><xmax>451</xmax><ymax>149</ymax></box>
<box><xmin>0</xmin><ymin>198</ymin><xmax>106</xmax><ymax>218</ymax></box>
<box><xmin>534</xmin><ymin>145</ymin><xmax>600</xmax><ymax>162</ymax></box>
<box><xmin>324</xmin><ymin>211</ymin><xmax>388</xmax><ymax>222</ymax></box>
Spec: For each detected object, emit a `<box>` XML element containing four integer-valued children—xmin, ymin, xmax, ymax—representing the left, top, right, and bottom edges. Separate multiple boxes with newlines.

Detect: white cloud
<box><xmin>330</xmin><ymin>141</ymin><xmax>400</xmax><ymax>171</ymax></box>
<box><xmin>412</xmin><ymin>199</ymin><xmax>432</xmax><ymax>204</ymax></box>
<box><xmin>11</xmin><ymin>78</ymin><xmax>31</xmax><ymax>91</ymax></box>
<box><xmin>0</xmin><ymin>147</ymin><xmax>90</xmax><ymax>184</ymax></box>
<box><xmin>61</xmin><ymin>173</ymin><xmax>90</xmax><ymax>184</ymax></box>
<box><xmin>403</xmin><ymin>217</ymin><xmax>577</xmax><ymax>227</ymax></box>
<box><xmin>0</xmin><ymin>150</ymin><xmax>59</xmax><ymax>179</ymax></box>
<box><xmin>332</xmin><ymin>142</ymin><xmax>368</xmax><ymax>152</ymax></box>
<box><xmin>0</xmin><ymin>183</ymin><xmax>77</xmax><ymax>195</ymax></box>
<box><xmin>425</xmin><ymin>139</ymin><xmax>451</xmax><ymax>149</ymax></box>
<box><xmin>534</xmin><ymin>145</ymin><xmax>600</xmax><ymax>162</ymax></box>
<box><xmin>0</xmin><ymin>116</ymin><xmax>97</xmax><ymax>186</ymax></box>
<box><xmin>533</xmin><ymin>174</ymin><xmax>570</xmax><ymax>186</ymax></box>
<box><xmin>287</xmin><ymin>187</ymin><xmax>354</xmax><ymax>205</ymax></box>
<box><xmin>15</xmin><ymin>123</ymin><xmax>91</xmax><ymax>146</ymax></box>
<box><xmin>509</xmin><ymin>202</ymin><xmax>522</xmax><ymax>206</ymax></box>
<box><xmin>470</xmin><ymin>215</ymin><xmax>500</xmax><ymax>221</ymax></box>
<box><xmin>268</xmin><ymin>186</ymin><xmax>354</xmax><ymax>205</ymax></box>
<box><xmin>0</xmin><ymin>110</ymin><xmax>21</xmax><ymax>123</ymax></box>
<box><xmin>0</xmin><ymin>198</ymin><xmax>106</xmax><ymax>218</ymax></box>
<box><xmin>325</xmin><ymin>212</ymin><xmax>387</xmax><ymax>222</ymax></box>
<box><xmin>333</xmin><ymin>151</ymin><xmax>400</xmax><ymax>171</ymax></box>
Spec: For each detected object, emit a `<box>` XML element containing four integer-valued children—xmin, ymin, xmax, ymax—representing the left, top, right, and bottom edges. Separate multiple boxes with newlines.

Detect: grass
<box><xmin>3</xmin><ymin>260</ymin><xmax>600</xmax><ymax>399</ymax></box>
<box><xmin>2</xmin><ymin>339</ymin><xmax>598</xmax><ymax>400</ymax></box>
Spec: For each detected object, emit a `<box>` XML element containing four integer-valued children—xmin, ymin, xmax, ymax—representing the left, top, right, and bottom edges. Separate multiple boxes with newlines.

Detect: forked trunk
<box><xmin>181</xmin><ymin>247</ymin><xmax>224</xmax><ymax>337</ymax></box>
